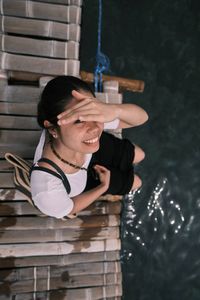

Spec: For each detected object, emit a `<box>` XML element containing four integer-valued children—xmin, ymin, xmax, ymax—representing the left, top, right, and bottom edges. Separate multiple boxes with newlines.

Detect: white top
<box><xmin>30</xmin><ymin>119</ymin><xmax>119</xmax><ymax>218</ymax></box>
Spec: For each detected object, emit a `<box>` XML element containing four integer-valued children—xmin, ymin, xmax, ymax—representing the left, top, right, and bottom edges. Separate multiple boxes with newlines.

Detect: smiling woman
<box><xmin>30</xmin><ymin>75</ymin><xmax>148</xmax><ymax>219</ymax></box>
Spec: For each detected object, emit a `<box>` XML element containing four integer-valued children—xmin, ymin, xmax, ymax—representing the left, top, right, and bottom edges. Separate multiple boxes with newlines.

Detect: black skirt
<box><xmin>85</xmin><ymin>131</ymin><xmax>135</xmax><ymax>195</ymax></box>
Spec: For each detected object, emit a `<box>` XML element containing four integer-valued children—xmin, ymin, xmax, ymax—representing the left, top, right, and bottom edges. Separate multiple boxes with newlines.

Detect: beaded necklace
<box><xmin>50</xmin><ymin>142</ymin><xmax>88</xmax><ymax>171</ymax></box>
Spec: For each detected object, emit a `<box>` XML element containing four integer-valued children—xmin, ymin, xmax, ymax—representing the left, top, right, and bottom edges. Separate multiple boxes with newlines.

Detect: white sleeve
<box><xmin>104</xmin><ymin>119</ymin><xmax>120</xmax><ymax>130</ymax></box>
<box><xmin>30</xmin><ymin>170</ymin><xmax>74</xmax><ymax>219</ymax></box>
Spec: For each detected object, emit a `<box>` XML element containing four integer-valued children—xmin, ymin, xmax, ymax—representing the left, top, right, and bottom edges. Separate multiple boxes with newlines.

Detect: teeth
<box><xmin>84</xmin><ymin>137</ymin><xmax>99</xmax><ymax>144</ymax></box>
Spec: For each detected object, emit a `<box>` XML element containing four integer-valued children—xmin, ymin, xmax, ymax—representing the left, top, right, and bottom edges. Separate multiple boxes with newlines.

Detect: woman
<box><xmin>30</xmin><ymin>75</ymin><xmax>148</xmax><ymax>218</ymax></box>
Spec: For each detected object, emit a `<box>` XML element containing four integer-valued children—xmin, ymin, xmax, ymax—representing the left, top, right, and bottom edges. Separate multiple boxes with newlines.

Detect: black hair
<box><xmin>37</xmin><ymin>75</ymin><xmax>95</xmax><ymax>128</ymax></box>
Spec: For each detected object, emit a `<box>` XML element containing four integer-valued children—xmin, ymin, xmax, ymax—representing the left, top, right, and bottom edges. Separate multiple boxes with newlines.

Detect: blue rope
<box><xmin>94</xmin><ymin>0</ymin><xmax>110</xmax><ymax>92</ymax></box>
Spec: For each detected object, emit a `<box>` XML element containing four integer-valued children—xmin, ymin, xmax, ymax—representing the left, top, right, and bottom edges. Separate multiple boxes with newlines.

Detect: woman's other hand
<box><xmin>57</xmin><ymin>90</ymin><xmax>120</xmax><ymax>125</ymax></box>
<box><xmin>93</xmin><ymin>164</ymin><xmax>110</xmax><ymax>191</ymax></box>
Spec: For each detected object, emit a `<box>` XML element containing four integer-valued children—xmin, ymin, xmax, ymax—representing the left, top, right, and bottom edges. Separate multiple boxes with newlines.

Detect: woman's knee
<box><xmin>131</xmin><ymin>174</ymin><xmax>142</xmax><ymax>190</ymax></box>
<box><xmin>133</xmin><ymin>145</ymin><xmax>145</xmax><ymax>164</ymax></box>
<box><xmin>133</xmin><ymin>174</ymin><xmax>142</xmax><ymax>190</ymax></box>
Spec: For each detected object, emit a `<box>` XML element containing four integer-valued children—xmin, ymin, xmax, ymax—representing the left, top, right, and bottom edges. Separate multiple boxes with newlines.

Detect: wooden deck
<box><xmin>0</xmin><ymin>1</ymin><xmax>144</xmax><ymax>298</ymax></box>
<box><xmin>0</xmin><ymin>73</ymin><xmax>123</xmax><ymax>299</ymax></box>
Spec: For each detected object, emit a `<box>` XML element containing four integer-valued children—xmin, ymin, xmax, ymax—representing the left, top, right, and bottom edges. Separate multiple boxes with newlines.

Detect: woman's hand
<box><xmin>93</xmin><ymin>164</ymin><xmax>110</xmax><ymax>191</ymax></box>
<box><xmin>57</xmin><ymin>89</ymin><xmax>148</xmax><ymax>129</ymax></box>
<box><xmin>57</xmin><ymin>90</ymin><xmax>120</xmax><ymax>125</ymax></box>
<box><xmin>69</xmin><ymin>164</ymin><xmax>111</xmax><ymax>214</ymax></box>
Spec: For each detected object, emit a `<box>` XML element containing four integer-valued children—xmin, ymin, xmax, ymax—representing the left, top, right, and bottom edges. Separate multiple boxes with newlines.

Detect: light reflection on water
<box><xmin>120</xmin><ymin>175</ymin><xmax>200</xmax><ymax>300</ymax></box>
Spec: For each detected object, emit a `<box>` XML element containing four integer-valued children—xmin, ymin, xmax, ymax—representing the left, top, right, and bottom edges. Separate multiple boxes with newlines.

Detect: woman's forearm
<box><xmin>69</xmin><ymin>183</ymin><xmax>107</xmax><ymax>214</ymax></box>
<box><xmin>114</xmin><ymin>103</ymin><xmax>148</xmax><ymax>128</ymax></box>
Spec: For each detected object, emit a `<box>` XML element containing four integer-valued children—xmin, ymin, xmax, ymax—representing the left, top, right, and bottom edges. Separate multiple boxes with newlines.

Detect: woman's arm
<box><xmin>57</xmin><ymin>90</ymin><xmax>148</xmax><ymax>129</ymax></box>
<box><xmin>31</xmin><ymin>165</ymin><xmax>111</xmax><ymax>218</ymax></box>
<box><xmin>69</xmin><ymin>164</ymin><xmax>111</xmax><ymax>215</ymax></box>
<box><xmin>111</xmin><ymin>103</ymin><xmax>148</xmax><ymax>128</ymax></box>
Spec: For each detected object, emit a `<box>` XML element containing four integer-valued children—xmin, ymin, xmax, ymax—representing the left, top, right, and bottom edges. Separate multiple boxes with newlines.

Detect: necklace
<box><xmin>50</xmin><ymin>142</ymin><xmax>88</xmax><ymax>171</ymax></box>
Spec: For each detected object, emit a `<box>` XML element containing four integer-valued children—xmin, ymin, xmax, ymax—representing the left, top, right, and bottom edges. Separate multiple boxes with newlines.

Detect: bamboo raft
<box><xmin>0</xmin><ymin>1</ymin><xmax>144</xmax><ymax>299</ymax></box>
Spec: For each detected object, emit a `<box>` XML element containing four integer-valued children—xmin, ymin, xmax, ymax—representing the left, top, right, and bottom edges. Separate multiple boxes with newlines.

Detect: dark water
<box><xmin>81</xmin><ymin>1</ymin><xmax>200</xmax><ymax>299</ymax></box>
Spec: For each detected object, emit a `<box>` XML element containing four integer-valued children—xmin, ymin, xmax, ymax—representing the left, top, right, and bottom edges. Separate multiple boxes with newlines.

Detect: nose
<box><xmin>86</xmin><ymin>121</ymin><xmax>101</xmax><ymax>133</ymax></box>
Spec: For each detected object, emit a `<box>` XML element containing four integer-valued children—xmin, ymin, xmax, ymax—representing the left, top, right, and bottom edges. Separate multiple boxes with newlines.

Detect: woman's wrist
<box><xmin>98</xmin><ymin>182</ymin><xmax>109</xmax><ymax>194</ymax></box>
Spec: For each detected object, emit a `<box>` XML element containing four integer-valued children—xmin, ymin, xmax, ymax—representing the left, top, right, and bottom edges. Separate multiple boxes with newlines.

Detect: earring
<box><xmin>52</xmin><ymin>133</ymin><xmax>57</xmax><ymax>138</ymax></box>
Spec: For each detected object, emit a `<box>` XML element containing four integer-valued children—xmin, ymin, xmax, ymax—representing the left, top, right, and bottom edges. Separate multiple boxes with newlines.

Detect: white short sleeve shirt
<box><xmin>30</xmin><ymin>119</ymin><xmax>119</xmax><ymax>218</ymax></box>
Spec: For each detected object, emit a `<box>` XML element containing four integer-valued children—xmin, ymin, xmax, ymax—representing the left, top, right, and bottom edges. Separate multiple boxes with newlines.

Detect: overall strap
<box><xmin>31</xmin><ymin>158</ymin><xmax>71</xmax><ymax>194</ymax></box>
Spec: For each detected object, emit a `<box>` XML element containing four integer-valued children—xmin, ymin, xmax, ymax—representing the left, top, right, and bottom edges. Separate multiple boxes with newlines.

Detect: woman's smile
<box><xmin>83</xmin><ymin>136</ymin><xmax>99</xmax><ymax>144</ymax></box>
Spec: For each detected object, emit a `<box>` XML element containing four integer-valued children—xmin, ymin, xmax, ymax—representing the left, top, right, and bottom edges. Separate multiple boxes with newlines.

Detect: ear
<box><xmin>44</xmin><ymin>120</ymin><xmax>52</xmax><ymax>128</ymax></box>
<box><xmin>44</xmin><ymin>120</ymin><xmax>58</xmax><ymax>138</ymax></box>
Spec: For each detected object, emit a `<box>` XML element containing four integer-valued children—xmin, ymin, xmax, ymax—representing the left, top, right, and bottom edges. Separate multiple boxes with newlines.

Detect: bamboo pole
<box><xmin>80</xmin><ymin>70</ymin><xmax>145</xmax><ymax>92</ymax></box>
<box><xmin>0</xmin><ymin>273</ymin><xmax>122</xmax><ymax>294</ymax></box>
<box><xmin>7</xmin><ymin>70</ymin><xmax>144</xmax><ymax>93</ymax></box>
<box><xmin>0</xmin><ymin>52</ymin><xmax>80</xmax><ymax>77</ymax></box>
<box><xmin>0</xmin><ymin>239</ymin><xmax>121</xmax><ymax>257</ymax></box>
<box><xmin>0</xmin><ymin>16</ymin><xmax>81</xmax><ymax>42</ymax></box>
<box><xmin>0</xmin><ymin>251</ymin><xmax>120</xmax><ymax>268</ymax></box>
<box><xmin>1</xmin><ymin>1</ymin><xmax>82</xmax><ymax>24</ymax></box>
<box><xmin>0</xmin><ymin>102</ymin><xmax>37</xmax><ymax>115</ymax></box>
<box><xmin>0</xmin><ymin>285</ymin><xmax>122</xmax><ymax>300</ymax></box>
<box><xmin>0</xmin><ymin>215</ymin><xmax>120</xmax><ymax>229</ymax></box>
<box><xmin>0</xmin><ymin>115</ymin><xmax>39</xmax><ymax>130</ymax></box>
<box><xmin>0</xmin><ymin>261</ymin><xmax>121</xmax><ymax>281</ymax></box>
<box><xmin>0</xmin><ymin>193</ymin><xmax>122</xmax><ymax>215</ymax></box>
<box><xmin>0</xmin><ymin>227</ymin><xmax>119</xmax><ymax>243</ymax></box>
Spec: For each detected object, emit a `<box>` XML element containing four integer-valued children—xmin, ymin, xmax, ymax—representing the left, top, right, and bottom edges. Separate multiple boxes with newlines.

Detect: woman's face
<box><xmin>56</xmin><ymin>93</ymin><xmax>104</xmax><ymax>154</ymax></box>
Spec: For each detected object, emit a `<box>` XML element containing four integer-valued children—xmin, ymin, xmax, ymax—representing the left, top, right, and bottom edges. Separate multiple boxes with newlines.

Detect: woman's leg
<box><xmin>130</xmin><ymin>145</ymin><xmax>145</xmax><ymax>190</ymax></box>
<box><xmin>131</xmin><ymin>174</ymin><xmax>142</xmax><ymax>190</ymax></box>
<box><xmin>133</xmin><ymin>144</ymin><xmax>145</xmax><ymax>164</ymax></box>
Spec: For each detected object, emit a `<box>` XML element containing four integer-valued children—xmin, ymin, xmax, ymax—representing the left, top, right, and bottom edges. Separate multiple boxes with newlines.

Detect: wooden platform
<box><xmin>0</xmin><ymin>75</ymin><xmax>123</xmax><ymax>299</ymax></box>
<box><xmin>0</xmin><ymin>1</ymin><xmax>129</xmax><ymax>298</ymax></box>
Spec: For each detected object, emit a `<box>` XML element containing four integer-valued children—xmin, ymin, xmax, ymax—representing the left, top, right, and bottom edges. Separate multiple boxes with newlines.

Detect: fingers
<box><xmin>77</xmin><ymin>114</ymin><xmax>105</xmax><ymax>123</ymax></box>
<box><xmin>57</xmin><ymin>98</ymin><xmax>93</xmax><ymax>121</ymax></box>
<box><xmin>72</xmin><ymin>89</ymin><xmax>88</xmax><ymax>100</ymax></box>
<box><xmin>57</xmin><ymin>102</ymin><xmax>105</xmax><ymax>125</ymax></box>
<box><xmin>93</xmin><ymin>164</ymin><xmax>110</xmax><ymax>184</ymax></box>
<box><xmin>93</xmin><ymin>164</ymin><xmax>109</xmax><ymax>174</ymax></box>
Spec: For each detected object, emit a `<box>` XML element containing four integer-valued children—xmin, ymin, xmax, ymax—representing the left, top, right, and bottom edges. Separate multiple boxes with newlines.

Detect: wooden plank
<box><xmin>0</xmin><ymin>52</ymin><xmax>80</xmax><ymax>76</ymax></box>
<box><xmin>0</xmin><ymin>130</ymin><xmax>40</xmax><ymax>158</ymax></box>
<box><xmin>0</xmin><ymin>190</ymin><xmax>31</xmax><ymax>201</ymax></box>
<box><xmin>8</xmin><ymin>71</ymin><xmax>44</xmax><ymax>82</ymax></box>
<box><xmin>0</xmin><ymin>130</ymin><xmax>41</xmax><ymax>145</ymax></box>
<box><xmin>0</xmin><ymin>239</ymin><xmax>121</xmax><ymax>257</ymax></box>
<box><xmin>0</xmin><ymin>160</ymin><xmax>15</xmax><ymax>171</ymax></box>
<box><xmin>0</xmin><ymin>115</ymin><xmax>39</xmax><ymax>130</ymax></box>
<box><xmin>0</xmin><ymin>84</ymin><xmax>40</xmax><ymax>102</ymax></box>
<box><xmin>1</xmin><ymin>1</ymin><xmax>82</xmax><ymax>24</ymax></box>
<box><xmin>0</xmin><ymin>173</ymin><xmax>16</xmax><ymax>188</ymax></box>
<box><xmin>0</xmin><ymin>250</ymin><xmax>120</xmax><ymax>268</ymax></box>
<box><xmin>0</xmin><ymin>227</ymin><xmax>119</xmax><ymax>243</ymax></box>
<box><xmin>81</xmin><ymin>70</ymin><xmax>145</xmax><ymax>93</ymax></box>
<box><xmin>0</xmin><ymin>16</ymin><xmax>81</xmax><ymax>42</ymax></box>
<box><xmin>0</xmin><ymin>261</ymin><xmax>121</xmax><ymax>281</ymax></box>
<box><xmin>0</xmin><ymin>196</ymin><xmax>122</xmax><ymax>216</ymax></box>
<box><xmin>0</xmin><ymin>102</ymin><xmax>37</xmax><ymax>115</ymax></box>
<box><xmin>0</xmin><ymin>200</ymin><xmax>40</xmax><ymax>216</ymax></box>
<box><xmin>0</xmin><ymin>215</ymin><xmax>120</xmax><ymax>229</ymax></box>
<box><xmin>0</xmin><ymin>34</ymin><xmax>80</xmax><ymax>60</ymax></box>
<box><xmin>34</xmin><ymin>0</ymin><xmax>83</xmax><ymax>5</ymax></box>
<box><xmin>0</xmin><ymin>273</ymin><xmax>121</xmax><ymax>294</ymax></box>
<box><xmin>0</xmin><ymin>146</ymin><xmax>35</xmax><ymax>160</ymax></box>
<box><xmin>0</xmin><ymin>284</ymin><xmax>122</xmax><ymax>299</ymax></box>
